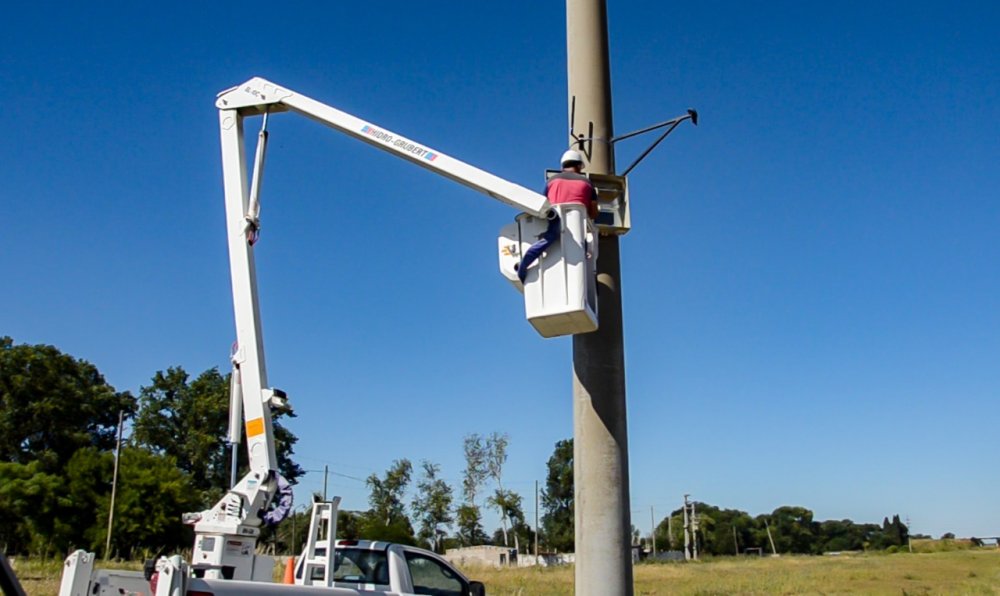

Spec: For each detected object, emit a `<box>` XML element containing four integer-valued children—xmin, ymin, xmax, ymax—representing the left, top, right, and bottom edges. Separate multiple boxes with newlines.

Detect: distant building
<box><xmin>444</xmin><ymin>546</ymin><xmax>517</xmax><ymax>568</ymax></box>
<box><xmin>444</xmin><ymin>546</ymin><xmax>574</xmax><ymax>568</ymax></box>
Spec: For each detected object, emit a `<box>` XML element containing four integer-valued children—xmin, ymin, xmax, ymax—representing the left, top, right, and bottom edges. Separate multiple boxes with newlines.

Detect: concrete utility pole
<box><xmin>683</xmin><ymin>496</ymin><xmax>690</xmax><ymax>560</ymax></box>
<box><xmin>765</xmin><ymin>518</ymin><xmax>778</xmax><ymax>556</ymax></box>
<box><xmin>104</xmin><ymin>410</ymin><xmax>125</xmax><ymax>560</ymax></box>
<box><xmin>906</xmin><ymin>516</ymin><xmax>912</xmax><ymax>553</ymax></box>
<box><xmin>567</xmin><ymin>0</ymin><xmax>633</xmax><ymax>594</ymax></box>
<box><xmin>535</xmin><ymin>480</ymin><xmax>540</xmax><ymax>563</ymax></box>
<box><xmin>650</xmin><ymin>506</ymin><xmax>657</xmax><ymax>556</ymax></box>
<box><xmin>691</xmin><ymin>501</ymin><xmax>698</xmax><ymax>560</ymax></box>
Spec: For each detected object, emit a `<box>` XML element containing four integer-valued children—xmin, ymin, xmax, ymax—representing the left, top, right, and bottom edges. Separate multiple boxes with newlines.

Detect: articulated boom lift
<box><xmin>56</xmin><ymin>73</ymin><xmax>698</xmax><ymax>593</ymax></box>
<box><xmin>190</xmin><ymin>77</ymin><xmax>607</xmax><ymax>581</ymax></box>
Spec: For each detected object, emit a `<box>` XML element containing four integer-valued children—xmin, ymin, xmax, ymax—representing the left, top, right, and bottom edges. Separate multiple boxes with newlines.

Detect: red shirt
<box><xmin>546</xmin><ymin>171</ymin><xmax>599</xmax><ymax>219</ymax></box>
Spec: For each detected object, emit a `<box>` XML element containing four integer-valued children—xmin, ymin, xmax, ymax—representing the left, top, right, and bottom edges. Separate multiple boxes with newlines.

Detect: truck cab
<box><xmin>60</xmin><ymin>541</ymin><xmax>486</xmax><ymax>596</ymax></box>
<box><xmin>298</xmin><ymin>540</ymin><xmax>485</xmax><ymax>596</ymax></box>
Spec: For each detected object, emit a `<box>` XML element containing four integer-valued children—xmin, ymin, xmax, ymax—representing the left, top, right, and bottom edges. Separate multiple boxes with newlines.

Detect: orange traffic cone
<box><xmin>283</xmin><ymin>556</ymin><xmax>296</xmax><ymax>584</ymax></box>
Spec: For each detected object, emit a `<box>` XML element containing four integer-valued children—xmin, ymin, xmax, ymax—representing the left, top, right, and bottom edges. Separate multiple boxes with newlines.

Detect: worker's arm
<box><xmin>588</xmin><ymin>184</ymin><xmax>600</xmax><ymax>220</ymax></box>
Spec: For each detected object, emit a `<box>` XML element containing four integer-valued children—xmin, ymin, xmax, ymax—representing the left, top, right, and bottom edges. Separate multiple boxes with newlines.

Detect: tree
<box><xmin>872</xmin><ymin>514</ymin><xmax>908</xmax><ymax>550</ymax></box>
<box><xmin>484</xmin><ymin>432</ymin><xmax>517</xmax><ymax>549</ymax></box>
<box><xmin>367</xmin><ymin>459</ymin><xmax>412</xmax><ymax>526</ymax></box>
<box><xmin>816</xmin><ymin>519</ymin><xmax>867</xmax><ymax>553</ymax></box>
<box><xmin>96</xmin><ymin>447</ymin><xmax>202</xmax><ymax>556</ymax></box>
<box><xmin>487</xmin><ymin>489</ymin><xmax>529</xmax><ymax>552</ymax></box>
<box><xmin>0</xmin><ymin>446</ymin><xmax>200</xmax><ymax>557</ymax></box>
<box><xmin>683</xmin><ymin>503</ymin><xmax>758</xmax><ymax>556</ymax></box>
<box><xmin>361</xmin><ymin>459</ymin><xmax>415</xmax><ymax>544</ymax></box>
<box><xmin>411</xmin><ymin>461</ymin><xmax>454</xmax><ymax>552</ymax></box>
<box><xmin>461</xmin><ymin>435</ymin><xmax>488</xmax><ymax>506</ymax></box>
<box><xmin>337</xmin><ymin>510</ymin><xmax>364</xmax><ymax>541</ymax></box>
<box><xmin>762</xmin><ymin>506</ymin><xmax>817</xmax><ymax>554</ymax></box>
<box><xmin>654</xmin><ymin>517</ymin><xmax>669</xmax><ymax>551</ymax></box>
<box><xmin>455</xmin><ymin>504</ymin><xmax>488</xmax><ymax>546</ymax></box>
<box><xmin>132</xmin><ymin>366</ymin><xmax>303</xmax><ymax>504</ymax></box>
<box><xmin>541</xmin><ymin>439</ymin><xmax>574</xmax><ymax>553</ymax></box>
<box><xmin>0</xmin><ymin>336</ymin><xmax>135</xmax><ymax>472</ymax></box>
<box><xmin>456</xmin><ymin>434</ymin><xmax>489</xmax><ymax>546</ymax></box>
<box><xmin>890</xmin><ymin>514</ymin><xmax>909</xmax><ymax>547</ymax></box>
<box><xmin>0</xmin><ymin>460</ymin><xmax>70</xmax><ymax>555</ymax></box>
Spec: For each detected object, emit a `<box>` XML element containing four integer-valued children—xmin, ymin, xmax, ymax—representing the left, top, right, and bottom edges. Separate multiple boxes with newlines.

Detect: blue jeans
<box><xmin>518</xmin><ymin>214</ymin><xmax>560</xmax><ymax>283</ymax></box>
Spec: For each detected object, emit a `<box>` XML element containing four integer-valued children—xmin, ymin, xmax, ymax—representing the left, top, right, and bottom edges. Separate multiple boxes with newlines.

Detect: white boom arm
<box><xmin>217</xmin><ymin>77</ymin><xmax>552</xmax><ymax>217</ymax></box>
<box><xmin>194</xmin><ymin>77</ymin><xmax>553</xmax><ymax>580</ymax></box>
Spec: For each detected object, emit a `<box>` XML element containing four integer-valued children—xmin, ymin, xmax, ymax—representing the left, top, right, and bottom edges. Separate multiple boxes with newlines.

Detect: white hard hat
<box><xmin>560</xmin><ymin>149</ymin><xmax>584</xmax><ymax>166</ymax></box>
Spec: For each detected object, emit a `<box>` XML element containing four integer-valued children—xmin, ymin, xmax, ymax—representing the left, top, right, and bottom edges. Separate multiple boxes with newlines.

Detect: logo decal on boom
<box><xmin>361</xmin><ymin>125</ymin><xmax>439</xmax><ymax>162</ymax></box>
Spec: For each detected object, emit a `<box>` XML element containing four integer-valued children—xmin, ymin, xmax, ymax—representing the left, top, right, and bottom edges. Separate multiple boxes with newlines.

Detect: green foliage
<box><xmin>654</xmin><ymin>514</ymin><xmax>678</xmax><ymax>551</ymax></box>
<box><xmin>675</xmin><ymin>504</ymin><xmax>758</xmax><ymax>556</ymax></box>
<box><xmin>0</xmin><ymin>336</ymin><xmax>135</xmax><ymax>472</ymax></box>
<box><xmin>815</xmin><ymin>519</ymin><xmax>880</xmax><ymax>553</ymax></box>
<box><xmin>456</xmin><ymin>433</ymin><xmax>492</xmax><ymax>546</ymax></box>
<box><xmin>455</xmin><ymin>503</ymin><xmax>489</xmax><ymax>546</ymax></box>
<box><xmin>98</xmin><ymin>447</ymin><xmax>201</xmax><ymax>557</ymax></box>
<box><xmin>859</xmin><ymin>515</ymin><xmax>910</xmax><ymax>551</ymax></box>
<box><xmin>491</xmin><ymin>518</ymin><xmax>535</xmax><ymax>553</ymax></box>
<box><xmin>541</xmin><ymin>439</ymin><xmax>574</xmax><ymax>553</ymax></box>
<box><xmin>766</xmin><ymin>506</ymin><xmax>817</xmax><ymax>554</ymax></box>
<box><xmin>411</xmin><ymin>461</ymin><xmax>454</xmax><ymax>552</ymax></box>
<box><xmin>132</xmin><ymin>366</ymin><xmax>303</xmax><ymax>506</ymax></box>
<box><xmin>0</xmin><ymin>460</ymin><xmax>72</xmax><ymax>555</ymax></box>
<box><xmin>357</xmin><ymin>515</ymin><xmax>417</xmax><ymax>545</ymax></box>
<box><xmin>362</xmin><ymin>459</ymin><xmax>416</xmax><ymax>545</ymax></box>
<box><xmin>655</xmin><ymin>503</ymin><xmax>912</xmax><ymax>556</ymax></box>
<box><xmin>0</xmin><ymin>339</ymin><xmax>309</xmax><ymax>556</ymax></box>
<box><xmin>461</xmin><ymin>434</ymin><xmax>489</xmax><ymax>504</ymax></box>
<box><xmin>338</xmin><ymin>509</ymin><xmax>363</xmax><ymax>541</ymax></box>
<box><xmin>488</xmin><ymin>488</ymin><xmax>529</xmax><ymax>550</ymax></box>
<box><xmin>132</xmin><ymin>368</ymin><xmax>229</xmax><ymax>496</ymax></box>
<box><xmin>366</xmin><ymin>459</ymin><xmax>412</xmax><ymax>526</ymax></box>
<box><xmin>483</xmin><ymin>432</ymin><xmax>519</xmax><ymax>548</ymax></box>
<box><xmin>0</xmin><ymin>446</ymin><xmax>198</xmax><ymax>557</ymax></box>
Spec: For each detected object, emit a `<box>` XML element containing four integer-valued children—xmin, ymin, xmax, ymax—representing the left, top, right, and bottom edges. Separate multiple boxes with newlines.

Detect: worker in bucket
<box><xmin>517</xmin><ymin>149</ymin><xmax>599</xmax><ymax>283</ymax></box>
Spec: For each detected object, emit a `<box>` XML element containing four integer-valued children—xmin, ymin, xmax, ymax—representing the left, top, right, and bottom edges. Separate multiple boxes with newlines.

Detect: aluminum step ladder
<box><xmin>298</xmin><ymin>498</ymin><xmax>340</xmax><ymax>586</ymax></box>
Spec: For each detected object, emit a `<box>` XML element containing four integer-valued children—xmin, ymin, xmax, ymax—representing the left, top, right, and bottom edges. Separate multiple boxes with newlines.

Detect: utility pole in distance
<box><xmin>650</xmin><ymin>506</ymin><xmax>657</xmax><ymax>557</ymax></box>
<box><xmin>535</xmin><ymin>480</ymin><xmax>540</xmax><ymax>563</ymax></box>
<box><xmin>567</xmin><ymin>0</ymin><xmax>633</xmax><ymax>594</ymax></box>
<box><xmin>683</xmin><ymin>495</ymin><xmax>691</xmax><ymax>560</ymax></box>
<box><xmin>104</xmin><ymin>410</ymin><xmax>125</xmax><ymax>560</ymax></box>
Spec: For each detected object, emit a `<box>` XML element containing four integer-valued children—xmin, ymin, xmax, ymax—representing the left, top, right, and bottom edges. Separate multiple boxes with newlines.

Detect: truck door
<box><xmin>402</xmin><ymin>551</ymin><xmax>469</xmax><ymax>596</ymax></box>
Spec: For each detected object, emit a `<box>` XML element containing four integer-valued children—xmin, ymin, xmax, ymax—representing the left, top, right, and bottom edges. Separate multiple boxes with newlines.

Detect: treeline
<box><xmin>268</xmin><ymin>436</ymin><xmax>570</xmax><ymax>556</ymax></box>
<box><xmin>0</xmin><ymin>336</ymin><xmax>912</xmax><ymax>559</ymax></box>
<box><xmin>652</xmin><ymin>504</ymin><xmax>911</xmax><ymax>555</ymax></box>
<box><xmin>0</xmin><ymin>337</ymin><xmax>301</xmax><ymax>557</ymax></box>
<box><xmin>0</xmin><ymin>336</ymin><xmax>552</xmax><ymax>559</ymax></box>
<box><xmin>271</xmin><ymin>433</ymin><xmax>544</xmax><ymax>557</ymax></box>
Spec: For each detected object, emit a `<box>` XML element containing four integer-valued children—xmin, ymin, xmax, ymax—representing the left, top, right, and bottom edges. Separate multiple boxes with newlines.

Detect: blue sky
<box><xmin>2</xmin><ymin>1</ymin><xmax>998</xmax><ymax>540</ymax></box>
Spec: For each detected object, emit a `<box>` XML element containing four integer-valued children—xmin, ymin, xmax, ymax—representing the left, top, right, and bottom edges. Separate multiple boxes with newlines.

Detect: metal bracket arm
<box><xmin>610</xmin><ymin>109</ymin><xmax>698</xmax><ymax>177</ymax></box>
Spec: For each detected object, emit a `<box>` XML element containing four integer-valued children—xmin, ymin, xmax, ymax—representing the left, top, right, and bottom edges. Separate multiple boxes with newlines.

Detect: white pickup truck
<box><xmin>60</xmin><ymin>540</ymin><xmax>486</xmax><ymax>596</ymax></box>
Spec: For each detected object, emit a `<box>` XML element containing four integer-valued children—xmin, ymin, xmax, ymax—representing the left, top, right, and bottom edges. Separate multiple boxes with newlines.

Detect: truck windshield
<box><xmin>332</xmin><ymin>548</ymin><xmax>390</xmax><ymax>585</ymax></box>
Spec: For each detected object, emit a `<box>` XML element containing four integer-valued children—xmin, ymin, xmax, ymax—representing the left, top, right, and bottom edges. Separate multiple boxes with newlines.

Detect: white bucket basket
<box><xmin>498</xmin><ymin>204</ymin><xmax>598</xmax><ymax>337</ymax></box>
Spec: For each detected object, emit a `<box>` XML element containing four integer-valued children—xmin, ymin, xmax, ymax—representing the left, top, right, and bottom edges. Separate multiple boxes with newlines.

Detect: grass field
<box><xmin>12</xmin><ymin>548</ymin><xmax>1000</xmax><ymax>595</ymax></box>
